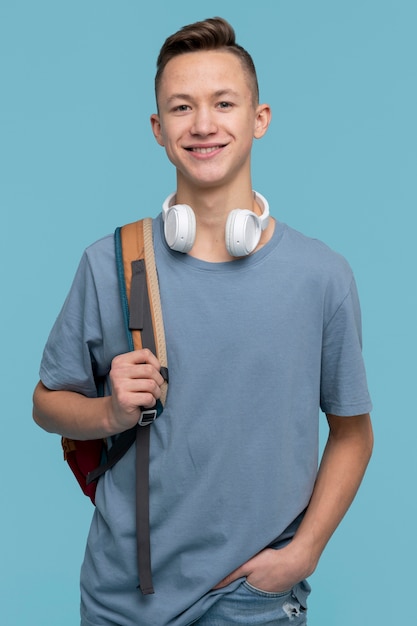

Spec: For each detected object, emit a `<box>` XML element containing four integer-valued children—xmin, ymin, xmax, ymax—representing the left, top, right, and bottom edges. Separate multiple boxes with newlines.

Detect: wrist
<box><xmin>104</xmin><ymin>395</ymin><xmax>123</xmax><ymax>437</ymax></box>
<box><xmin>280</xmin><ymin>536</ymin><xmax>320</xmax><ymax>580</ymax></box>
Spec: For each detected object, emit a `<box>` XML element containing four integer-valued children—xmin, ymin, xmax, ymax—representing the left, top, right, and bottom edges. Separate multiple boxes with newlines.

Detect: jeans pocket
<box><xmin>243</xmin><ymin>580</ymin><xmax>293</xmax><ymax>598</ymax></box>
<box><xmin>195</xmin><ymin>580</ymin><xmax>310</xmax><ymax>624</ymax></box>
<box><xmin>240</xmin><ymin>580</ymin><xmax>309</xmax><ymax>622</ymax></box>
<box><xmin>291</xmin><ymin>579</ymin><xmax>311</xmax><ymax>611</ymax></box>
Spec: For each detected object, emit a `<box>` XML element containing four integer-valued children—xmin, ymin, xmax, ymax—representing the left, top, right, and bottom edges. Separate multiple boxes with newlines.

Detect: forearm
<box><xmin>289</xmin><ymin>412</ymin><xmax>374</xmax><ymax>576</ymax></box>
<box><xmin>33</xmin><ymin>381</ymin><xmax>116</xmax><ymax>440</ymax></box>
<box><xmin>214</xmin><ymin>412</ymin><xmax>373</xmax><ymax>593</ymax></box>
<box><xmin>33</xmin><ymin>350</ymin><xmax>165</xmax><ymax>440</ymax></box>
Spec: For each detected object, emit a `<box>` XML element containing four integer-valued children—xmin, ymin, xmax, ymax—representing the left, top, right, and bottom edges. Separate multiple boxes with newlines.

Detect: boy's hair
<box><xmin>155</xmin><ymin>17</ymin><xmax>259</xmax><ymax>105</ymax></box>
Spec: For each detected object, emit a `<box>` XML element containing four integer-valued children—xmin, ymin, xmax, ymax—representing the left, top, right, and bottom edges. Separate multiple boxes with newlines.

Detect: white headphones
<box><xmin>162</xmin><ymin>191</ymin><xmax>270</xmax><ymax>257</ymax></box>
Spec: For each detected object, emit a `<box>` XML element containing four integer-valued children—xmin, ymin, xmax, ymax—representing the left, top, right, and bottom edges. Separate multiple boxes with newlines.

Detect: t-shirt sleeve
<box><xmin>320</xmin><ymin>276</ymin><xmax>372</xmax><ymax>417</ymax></box>
<box><xmin>39</xmin><ymin>251</ymin><xmax>106</xmax><ymax>398</ymax></box>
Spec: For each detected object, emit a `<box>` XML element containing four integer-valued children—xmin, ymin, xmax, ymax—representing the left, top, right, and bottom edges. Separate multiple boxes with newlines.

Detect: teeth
<box><xmin>191</xmin><ymin>146</ymin><xmax>219</xmax><ymax>154</ymax></box>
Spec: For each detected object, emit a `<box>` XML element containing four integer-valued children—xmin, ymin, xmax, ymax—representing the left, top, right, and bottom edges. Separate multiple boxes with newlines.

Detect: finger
<box><xmin>129</xmin><ymin>363</ymin><xmax>165</xmax><ymax>388</ymax></box>
<box><xmin>212</xmin><ymin>566</ymin><xmax>246</xmax><ymax>589</ymax></box>
<box><xmin>130</xmin><ymin>350</ymin><xmax>166</xmax><ymax>386</ymax></box>
<box><xmin>113</xmin><ymin>349</ymin><xmax>160</xmax><ymax>369</ymax></box>
<box><xmin>111</xmin><ymin>352</ymin><xmax>164</xmax><ymax>388</ymax></box>
<box><xmin>131</xmin><ymin>348</ymin><xmax>161</xmax><ymax>369</ymax></box>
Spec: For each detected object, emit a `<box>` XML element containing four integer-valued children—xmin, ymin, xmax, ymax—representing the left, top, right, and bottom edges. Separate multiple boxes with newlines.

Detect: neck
<box><xmin>174</xmin><ymin>185</ymin><xmax>253</xmax><ymax>261</ymax></box>
<box><xmin>175</xmin><ymin>184</ymin><xmax>255</xmax><ymax>222</ymax></box>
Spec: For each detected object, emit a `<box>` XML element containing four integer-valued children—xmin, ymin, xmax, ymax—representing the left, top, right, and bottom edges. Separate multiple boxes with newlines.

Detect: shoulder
<box><xmin>84</xmin><ymin>233</ymin><xmax>115</xmax><ymax>265</ymax></box>
<box><xmin>80</xmin><ymin>216</ymin><xmax>160</xmax><ymax>285</ymax></box>
<box><xmin>77</xmin><ymin>234</ymin><xmax>117</xmax><ymax>280</ymax></box>
<box><xmin>281</xmin><ymin>224</ymin><xmax>353</xmax><ymax>284</ymax></box>
<box><xmin>61</xmin><ymin>233</ymin><xmax>118</xmax><ymax>300</ymax></box>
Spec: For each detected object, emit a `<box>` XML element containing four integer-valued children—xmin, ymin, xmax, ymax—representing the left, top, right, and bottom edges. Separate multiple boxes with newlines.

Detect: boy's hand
<box><xmin>213</xmin><ymin>543</ymin><xmax>312</xmax><ymax>593</ymax></box>
<box><xmin>109</xmin><ymin>348</ymin><xmax>165</xmax><ymax>431</ymax></box>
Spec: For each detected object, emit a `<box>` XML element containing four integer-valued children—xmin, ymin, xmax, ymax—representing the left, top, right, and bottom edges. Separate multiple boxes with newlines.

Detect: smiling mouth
<box><xmin>187</xmin><ymin>145</ymin><xmax>225</xmax><ymax>154</ymax></box>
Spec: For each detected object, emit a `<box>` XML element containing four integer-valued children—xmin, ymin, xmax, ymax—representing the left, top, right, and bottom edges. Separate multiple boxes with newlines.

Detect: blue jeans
<box><xmin>193</xmin><ymin>579</ymin><xmax>311</xmax><ymax>625</ymax></box>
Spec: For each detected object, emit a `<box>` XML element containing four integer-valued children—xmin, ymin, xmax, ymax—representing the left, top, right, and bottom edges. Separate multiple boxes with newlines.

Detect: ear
<box><xmin>150</xmin><ymin>113</ymin><xmax>165</xmax><ymax>146</ymax></box>
<box><xmin>254</xmin><ymin>104</ymin><xmax>272</xmax><ymax>139</ymax></box>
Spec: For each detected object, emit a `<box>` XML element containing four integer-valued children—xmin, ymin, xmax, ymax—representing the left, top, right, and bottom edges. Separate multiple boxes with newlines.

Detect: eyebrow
<box><xmin>166</xmin><ymin>89</ymin><xmax>241</xmax><ymax>106</ymax></box>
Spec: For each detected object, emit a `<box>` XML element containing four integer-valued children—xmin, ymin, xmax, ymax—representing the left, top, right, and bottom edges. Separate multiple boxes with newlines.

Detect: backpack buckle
<box><xmin>138</xmin><ymin>407</ymin><xmax>158</xmax><ymax>426</ymax></box>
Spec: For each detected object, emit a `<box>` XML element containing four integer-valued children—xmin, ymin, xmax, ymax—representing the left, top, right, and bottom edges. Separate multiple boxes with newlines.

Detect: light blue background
<box><xmin>1</xmin><ymin>1</ymin><xmax>416</xmax><ymax>624</ymax></box>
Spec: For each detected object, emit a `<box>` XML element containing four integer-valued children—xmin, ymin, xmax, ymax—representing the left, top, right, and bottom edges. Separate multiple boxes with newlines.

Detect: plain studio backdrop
<box><xmin>1</xmin><ymin>1</ymin><xmax>415</xmax><ymax>624</ymax></box>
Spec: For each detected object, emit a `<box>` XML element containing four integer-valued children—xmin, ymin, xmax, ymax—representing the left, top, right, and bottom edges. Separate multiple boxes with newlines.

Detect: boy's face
<box><xmin>151</xmin><ymin>50</ymin><xmax>270</xmax><ymax>193</ymax></box>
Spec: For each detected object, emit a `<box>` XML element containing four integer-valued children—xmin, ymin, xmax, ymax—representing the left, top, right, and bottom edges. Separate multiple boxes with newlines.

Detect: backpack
<box><xmin>61</xmin><ymin>217</ymin><xmax>168</xmax><ymax>595</ymax></box>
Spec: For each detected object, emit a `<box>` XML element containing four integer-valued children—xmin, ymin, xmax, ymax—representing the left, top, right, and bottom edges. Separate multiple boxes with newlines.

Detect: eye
<box><xmin>173</xmin><ymin>104</ymin><xmax>190</xmax><ymax>113</ymax></box>
<box><xmin>217</xmin><ymin>101</ymin><xmax>233</xmax><ymax>109</ymax></box>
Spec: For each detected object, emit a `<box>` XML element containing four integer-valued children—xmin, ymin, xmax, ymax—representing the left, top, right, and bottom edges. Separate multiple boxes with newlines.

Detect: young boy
<box><xmin>33</xmin><ymin>17</ymin><xmax>373</xmax><ymax>626</ymax></box>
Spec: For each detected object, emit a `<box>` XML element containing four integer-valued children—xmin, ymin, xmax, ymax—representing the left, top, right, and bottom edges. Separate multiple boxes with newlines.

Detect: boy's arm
<box><xmin>214</xmin><ymin>412</ymin><xmax>373</xmax><ymax>592</ymax></box>
<box><xmin>33</xmin><ymin>348</ymin><xmax>165</xmax><ymax>439</ymax></box>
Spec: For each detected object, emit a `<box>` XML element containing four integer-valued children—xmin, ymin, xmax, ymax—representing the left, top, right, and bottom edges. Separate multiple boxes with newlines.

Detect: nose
<box><xmin>190</xmin><ymin>106</ymin><xmax>217</xmax><ymax>136</ymax></box>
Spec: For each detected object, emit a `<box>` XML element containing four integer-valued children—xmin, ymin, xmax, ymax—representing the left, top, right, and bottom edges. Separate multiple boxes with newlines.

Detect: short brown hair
<box><xmin>155</xmin><ymin>17</ymin><xmax>259</xmax><ymax>105</ymax></box>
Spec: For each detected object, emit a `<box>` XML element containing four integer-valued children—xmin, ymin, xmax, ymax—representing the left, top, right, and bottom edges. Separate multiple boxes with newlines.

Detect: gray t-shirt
<box><xmin>40</xmin><ymin>215</ymin><xmax>372</xmax><ymax>626</ymax></box>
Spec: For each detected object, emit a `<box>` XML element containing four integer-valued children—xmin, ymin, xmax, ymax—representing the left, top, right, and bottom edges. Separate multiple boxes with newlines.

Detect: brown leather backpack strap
<box><xmin>119</xmin><ymin>219</ymin><xmax>145</xmax><ymax>351</ymax></box>
<box><xmin>121</xmin><ymin>219</ymin><xmax>168</xmax><ymax>382</ymax></box>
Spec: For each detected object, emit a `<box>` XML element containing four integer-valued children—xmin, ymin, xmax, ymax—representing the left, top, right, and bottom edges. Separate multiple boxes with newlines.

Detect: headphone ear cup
<box><xmin>225</xmin><ymin>209</ymin><xmax>262</xmax><ymax>257</ymax></box>
<box><xmin>164</xmin><ymin>204</ymin><xmax>196</xmax><ymax>253</ymax></box>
